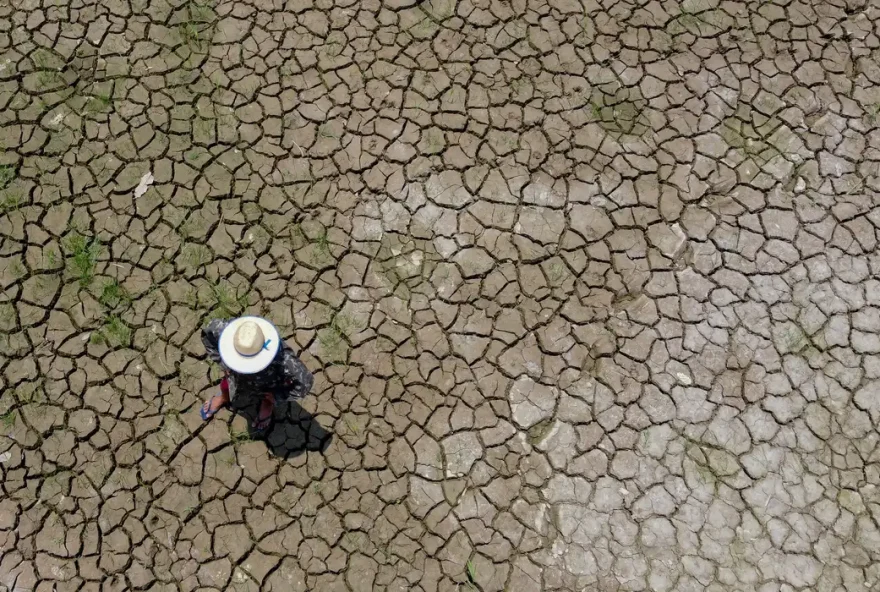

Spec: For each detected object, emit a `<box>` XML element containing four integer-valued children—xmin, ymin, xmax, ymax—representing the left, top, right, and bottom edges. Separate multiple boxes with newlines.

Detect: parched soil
<box><xmin>2</xmin><ymin>0</ymin><xmax>880</xmax><ymax>590</ymax></box>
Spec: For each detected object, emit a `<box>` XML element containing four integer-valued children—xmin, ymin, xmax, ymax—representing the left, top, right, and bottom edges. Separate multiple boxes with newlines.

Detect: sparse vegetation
<box><xmin>866</xmin><ymin>103</ymin><xmax>880</xmax><ymax>125</ymax></box>
<box><xmin>181</xmin><ymin>243</ymin><xmax>213</xmax><ymax>269</ymax></box>
<box><xmin>465</xmin><ymin>559</ymin><xmax>478</xmax><ymax>590</ymax></box>
<box><xmin>32</xmin><ymin>49</ymin><xmax>65</xmax><ymax>89</ymax></box>
<box><xmin>229</xmin><ymin>429</ymin><xmax>250</xmax><ymax>445</ymax></box>
<box><xmin>85</xmin><ymin>92</ymin><xmax>113</xmax><ymax>114</ymax></box>
<box><xmin>0</xmin><ymin>166</ymin><xmax>15</xmax><ymax>191</ymax></box>
<box><xmin>342</xmin><ymin>415</ymin><xmax>360</xmax><ymax>435</ymax></box>
<box><xmin>16</xmin><ymin>383</ymin><xmax>45</xmax><ymax>405</ymax></box>
<box><xmin>177</xmin><ymin>0</ymin><xmax>216</xmax><ymax>51</ymax></box>
<box><xmin>0</xmin><ymin>3</ymin><xmax>870</xmax><ymax>579</ymax></box>
<box><xmin>208</xmin><ymin>282</ymin><xmax>249</xmax><ymax>320</ymax></box>
<box><xmin>9</xmin><ymin>260</ymin><xmax>26</xmax><ymax>279</ymax></box>
<box><xmin>588</xmin><ymin>87</ymin><xmax>648</xmax><ymax>136</ymax></box>
<box><xmin>99</xmin><ymin>279</ymin><xmax>131</xmax><ymax>309</ymax></box>
<box><xmin>322</xmin><ymin>41</ymin><xmax>343</xmax><ymax>58</ymax></box>
<box><xmin>179</xmin><ymin>22</ymin><xmax>202</xmax><ymax>49</ymax></box>
<box><xmin>423</xmin><ymin>0</ymin><xmax>456</xmax><ymax>21</ymax></box>
<box><xmin>102</xmin><ymin>316</ymin><xmax>132</xmax><ymax>347</ymax></box>
<box><xmin>407</xmin><ymin>18</ymin><xmax>439</xmax><ymax>39</ymax></box>
<box><xmin>331</xmin><ymin>311</ymin><xmax>360</xmax><ymax>336</ymax></box>
<box><xmin>318</xmin><ymin>325</ymin><xmax>344</xmax><ymax>354</ymax></box>
<box><xmin>0</xmin><ymin>167</ymin><xmax>22</xmax><ymax>216</ymax></box>
<box><xmin>317</xmin><ymin>123</ymin><xmax>338</xmax><ymax>139</ymax></box>
<box><xmin>422</xmin><ymin>128</ymin><xmax>445</xmax><ymax>153</ymax></box>
<box><xmin>0</xmin><ymin>303</ymin><xmax>14</xmax><ymax>326</ymax></box>
<box><xmin>192</xmin><ymin>118</ymin><xmax>215</xmax><ymax>143</ymax></box>
<box><xmin>219</xmin><ymin>449</ymin><xmax>237</xmax><ymax>466</ymax></box>
<box><xmin>545</xmin><ymin>260</ymin><xmax>568</xmax><ymax>285</ymax></box>
<box><xmin>309</xmin><ymin>228</ymin><xmax>333</xmax><ymax>262</ymax></box>
<box><xmin>64</xmin><ymin>233</ymin><xmax>101</xmax><ymax>287</ymax></box>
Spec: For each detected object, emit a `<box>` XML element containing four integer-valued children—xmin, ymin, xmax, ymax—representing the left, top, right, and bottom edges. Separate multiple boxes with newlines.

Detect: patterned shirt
<box><xmin>201</xmin><ymin>319</ymin><xmax>313</xmax><ymax>403</ymax></box>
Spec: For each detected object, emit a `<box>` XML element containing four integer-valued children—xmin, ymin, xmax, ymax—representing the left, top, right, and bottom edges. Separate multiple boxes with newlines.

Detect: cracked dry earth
<box><xmin>5</xmin><ymin>0</ymin><xmax>880</xmax><ymax>590</ymax></box>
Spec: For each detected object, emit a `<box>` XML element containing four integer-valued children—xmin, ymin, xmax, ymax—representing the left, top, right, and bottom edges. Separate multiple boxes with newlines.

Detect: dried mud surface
<box><xmin>2</xmin><ymin>0</ymin><xmax>880</xmax><ymax>590</ymax></box>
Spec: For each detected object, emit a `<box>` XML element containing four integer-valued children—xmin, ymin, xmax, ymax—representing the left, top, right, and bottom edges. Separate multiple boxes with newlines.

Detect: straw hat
<box><xmin>218</xmin><ymin>317</ymin><xmax>280</xmax><ymax>374</ymax></box>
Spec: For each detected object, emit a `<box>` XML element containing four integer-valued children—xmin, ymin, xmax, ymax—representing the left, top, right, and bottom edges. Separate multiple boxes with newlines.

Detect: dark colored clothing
<box><xmin>201</xmin><ymin>319</ymin><xmax>313</xmax><ymax>404</ymax></box>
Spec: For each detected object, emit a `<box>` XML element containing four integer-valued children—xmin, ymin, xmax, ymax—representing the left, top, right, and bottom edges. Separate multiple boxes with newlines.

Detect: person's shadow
<box><xmin>231</xmin><ymin>396</ymin><xmax>332</xmax><ymax>459</ymax></box>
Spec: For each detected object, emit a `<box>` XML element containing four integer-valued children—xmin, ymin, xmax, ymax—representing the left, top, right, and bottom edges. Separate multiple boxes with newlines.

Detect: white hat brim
<box><xmin>218</xmin><ymin>317</ymin><xmax>281</xmax><ymax>374</ymax></box>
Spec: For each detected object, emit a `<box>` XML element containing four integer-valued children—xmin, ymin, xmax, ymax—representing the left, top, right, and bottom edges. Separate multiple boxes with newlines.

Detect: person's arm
<box><xmin>201</xmin><ymin>319</ymin><xmax>228</xmax><ymax>364</ymax></box>
<box><xmin>277</xmin><ymin>350</ymin><xmax>314</xmax><ymax>400</ymax></box>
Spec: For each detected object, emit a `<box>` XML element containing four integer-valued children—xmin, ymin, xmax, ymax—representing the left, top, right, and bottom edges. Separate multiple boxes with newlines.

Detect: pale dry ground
<box><xmin>2</xmin><ymin>0</ymin><xmax>880</xmax><ymax>590</ymax></box>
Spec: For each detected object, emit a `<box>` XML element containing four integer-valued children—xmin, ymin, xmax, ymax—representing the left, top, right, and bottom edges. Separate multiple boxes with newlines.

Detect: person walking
<box><xmin>198</xmin><ymin>316</ymin><xmax>313</xmax><ymax>433</ymax></box>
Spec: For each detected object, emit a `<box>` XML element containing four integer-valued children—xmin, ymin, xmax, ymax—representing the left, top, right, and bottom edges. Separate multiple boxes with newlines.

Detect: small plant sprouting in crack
<box><xmin>422</xmin><ymin>0</ymin><xmax>456</xmax><ymax>22</ymax></box>
<box><xmin>865</xmin><ymin>103</ymin><xmax>880</xmax><ymax>126</ymax></box>
<box><xmin>220</xmin><ymin>450</ymin><xmax>237</xmax><ymax>467</ymax></box>
<box><xmin>84</xmin><ymin>92</ymin><xmax>113</xmax><ymax>115</ymax></box>
<box><xmin>318</xmin><ymin>325</ymin><xmax>344</xmax><ymax>355</ymax></box>
<box><xmin>1</xmin><ymin>411</ymin><xmax>16</xmax><ymax>430</ymax></box>
<box><xmin>99</xmin><ymin>279</ymin><xmax>131</xmax><ymax>310</ymax></box>
<box><xmin>181</xmin><ymin>243</ymin><xmax>213</xmax><ymax>269</ymax></box>
<box><xmin>290</xmin><ymin>222</ymin><xmax>308</xmax><ymax>247</ymax></box>
<box><xmin>317</xmin><ymin>123</ymin><xmax>339</xmax><ymax>140</ymax></box>
<box><xmin>588</xmin><ymin>87</ymin><xmax>649</xmax><ymax>136</ymax></box>
<box><xmin>31</xmin><ymin>49</ymin><xmax>65</xmax><ymax>89</ymax></box>
<box><xmin>331</xmin><ymin>311</ymin><xmax>361</xmax><ymax>336</ymax></box>
<box><xmin>229</xmin><ymin>428</ymin><xmax>251</xmax><ymax>446</ymax></box>
<box><xmin>177</xmin><ymin>363</ymin><xmax>200</xmax><ymax>389</ymax></box>
<box><xmin>315</xmin><ymin>229</ymin><xmax>331</xmax><ymax>255</ymax></box>
<box><xmin>317</xmin><ymin>310</ymin><xmax>362</xmax><ymax>359</ymax></box>
<box><xmin>0</xmin><ymin>302</ymin><xmax>15</xmax><ymax>327</ymax></box>
<box><xmin>63</xmin><ymin>232</ymin><xmax>101</xmax><ymax>287</ymax></box>
<box><xmin>16</xmin><ymin>383</ymin><xmax>45</xmax><ymax>405</ymax></box>
<box><xmin>180</xmin><ymin>22</ymin><xmax>202</xmax><ymax>50</ymax></box>
<box><xmin>178</xmin><ymin>0</ymin><xmax>217</xmax><ymax>52</ymax></box>
<box><xmin>544</xmin><ymin>260</ymin><xmax>568</xmax><ymax>285</ymax></box>
<box><xmin>303</xmin><ymin>227</ymin><xmax>335</xmax><ymax>268</ymax></box>
<box><xmin>422</xmin><ymin>128</ymin><xmax>445</xmax><ymax>153</ymax></box>
<box><xmin>0</xmin><ymin>188</ymin><xmax>21</xmax><ymax>215</ymax></box>
<box><xmin>207</xmin><ymin>282</ymin><xmax>250</xmax><ymax>320</ymax></box>
<box><xmin>0</xmin><ymin>165</ymin><xmax>15</xmax><ymax>191</ymax></box>
<box><xmin>464</xmin><ymin>559</ymin><xmax>478</xmax><ymax>590</ymax></box>
<box><xmin>342</xmin><ymin>415</ymin><xmax>360</xmax><ymax>435</ymax></box>
<box><xmin>0</xmin><ymin>166</ymin><xmax>22</xmax><ymax>216</ymax></box>
<box><xmin>9</xmin><ymin>260</ymin><xmax>26</xmax><ymax>279</ymax></box>
<box><xmin>322</xmin><ymin>40</ymin><xmax>343</xmax><ymax>58</ymax></box>
<box><xmin>91</xmin><ymin>315</ymin><xmax>132</xmax><ymax>348</ymax></box>
<box><xmin>666</xmin><ymin>0</ymin><xmax>725</xmax><ymax>36</ymax></box>
<box><xmin>42</xmin><ymin>248</ymin><xmax>59</xmax><ymax>269</ymax></box>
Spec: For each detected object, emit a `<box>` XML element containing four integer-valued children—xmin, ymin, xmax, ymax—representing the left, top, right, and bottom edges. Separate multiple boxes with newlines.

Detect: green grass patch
<box><xmin>230</xmin><ymin>428</ymin><xmax>250</xmax><ymax>445</ymax></box>
<box><xmin>99</xmin><ymin>279</ymin><xmax>131</xmax><ymax>309</ymax></box>
<box><xmin>0</xmin><ymin>166</ymin><xmax>15</xmax><ymax>191</ymax></box>
<box><xmin>181</xmin><ymin>243</ymin><xmax>213</xmax><ymax>268</ymax></box>
<box><xmin>85</xmin><ymin>93</ymin><xmax>113</xmax><ymax>114</ymax></box>
<box><xmin>1</xmin><ymin>411</ymin><xmax>16</xmax><ymax>429</ymax></box>
<box><xmin>465</xmin><ymin>559</ymin><xmax>477</xmax><ymax>589</ymax></box>
<box><xmin>178</xmin><ymin>0</ymin><xmax>217</xmax><ymax>52</ymax></box>
<box><xmin>91</xmin><ymin>315</ymin><xmax>132</xmax><ymax>347</ymax></box>
<box><xmin>64</xmin><ymin>233</ymin><xmax>101</xmax><ymax>286</ymax></box>
<box><xmin>207</xmin><ymin>283</ymin><xmax>249</xmax><ymax>320</ymax></box>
